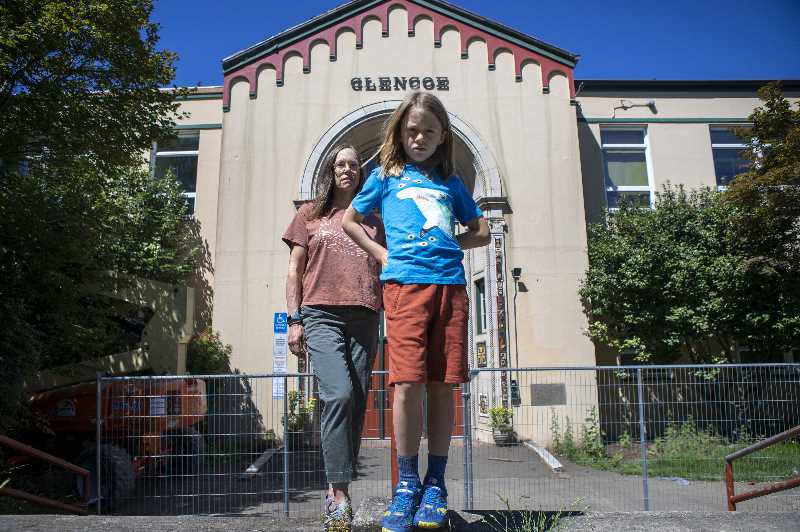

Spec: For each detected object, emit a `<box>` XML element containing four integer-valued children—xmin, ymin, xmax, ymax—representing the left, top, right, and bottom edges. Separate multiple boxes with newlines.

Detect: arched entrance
<box><xmin>301</xmin><ymin>101</ymin><xmax>513</xmax><ymax>440</ymax></box>
<box><xmin>299</xmin><ymin>101</ymin><xmax>503</xmax><ymax>201</ymax></box>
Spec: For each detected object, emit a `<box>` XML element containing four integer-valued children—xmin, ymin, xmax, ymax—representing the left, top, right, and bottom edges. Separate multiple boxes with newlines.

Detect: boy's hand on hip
<box><xmin>288</xmin><ymin>323</ymin><xmax>305</xmax><ymax>356</ymax></box>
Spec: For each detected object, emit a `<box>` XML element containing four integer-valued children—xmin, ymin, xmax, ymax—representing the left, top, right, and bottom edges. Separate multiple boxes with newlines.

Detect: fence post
<box><xmin>95</xmin><ymin>373</ymin><xmax>102</xmax><ymax>516</ymax></box>
<box><xmin>283</xmin><ymin>375</ymin><xmax>290</xmax><ymax>517</ymax></box>
<box><xmin>636</xmin><ymin>368</ymin><xmax>650</xmax><ymax>511</ymax></box>
<box><xmin>462</xmin><ymin>373</ymin><xmax>475</xmax><ymax>511</ymax></box>
<box><xmin>390</xmin><ymin>431</ymin><xmax>398</xmax><ymax>489</ymax></box>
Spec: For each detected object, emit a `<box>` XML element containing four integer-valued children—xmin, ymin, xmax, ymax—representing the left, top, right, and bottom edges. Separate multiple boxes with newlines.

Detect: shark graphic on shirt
<box><xmin>396</xmin><ymin>186</ymin><xmax>453</xmax><ymax>237</ymax></box>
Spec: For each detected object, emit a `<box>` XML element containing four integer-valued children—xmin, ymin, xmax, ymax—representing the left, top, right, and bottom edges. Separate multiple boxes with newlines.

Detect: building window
<box><xmin>474</xmin><ymin>277</ymin><xmax>486</xmax><ymax>335</ymax></box>
<box><xmin>152</xmin><ymin>130</ymin><xmax>199</xmax><ymax>214</ymax></box>
<box><xmin>710</xmin><ymin>127</ymin><xmax>750</xmax><ymax>189</ymax></box>
<box><xmin>601</xmin><ymin>128</ymin><xmax>652</xmax><ymax>209</ymax></box>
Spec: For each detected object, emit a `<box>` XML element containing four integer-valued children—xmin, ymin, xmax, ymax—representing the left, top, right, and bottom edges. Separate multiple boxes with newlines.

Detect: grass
<box><xmin>482</xmin><ymin>495</ymin><xmax>585</xmax><ymax>532</ymax></box>
<box><xmin>550</xmin><ymin>411</ymin><xmax>800</xmax><ymax>482</ymax></box>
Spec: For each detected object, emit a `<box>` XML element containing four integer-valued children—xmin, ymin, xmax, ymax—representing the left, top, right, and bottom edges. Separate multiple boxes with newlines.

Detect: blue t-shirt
<box><xmin>351</xmin><ymin>164</ymin><xmax>484</xmax><ymax>285</ymax></box>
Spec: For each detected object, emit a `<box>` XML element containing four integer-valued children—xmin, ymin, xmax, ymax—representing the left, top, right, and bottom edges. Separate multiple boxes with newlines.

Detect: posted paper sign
<box><xmin>272</xmin><ymin>312</ymin><xmax>288</xmax><ymax>398</ymax></box>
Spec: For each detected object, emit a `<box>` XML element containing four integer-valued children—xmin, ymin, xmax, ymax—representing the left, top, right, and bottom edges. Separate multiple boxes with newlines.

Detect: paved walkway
<box><xmin>100</xmin><ymin>437</ymin><xmax>797</xmax><ymax>517</ymax></box>
<box><xmin>350</xmin><ymin>439</ymin><xmax>799</xmax><ymax>514</ymax></box>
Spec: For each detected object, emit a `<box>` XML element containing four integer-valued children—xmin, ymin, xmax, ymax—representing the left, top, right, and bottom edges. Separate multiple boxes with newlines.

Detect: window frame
<box><xmin>709</xmin><ymin>125</ymin><xmax>750</xmax><ymax>191</ymax></box>
<box><xmin>473</xmin><ymin>277</ymin><xmax>487</xmax><ymax>336</ymax></box>
<box><xmin>151</xmin><ymin>130</ymin><xmax>200</xmax><ymax>214</ymax></box>
<box><xmin>600</xmin><ymin>126</ymin><xmax>655</xmax><ymax>210</ymax></box>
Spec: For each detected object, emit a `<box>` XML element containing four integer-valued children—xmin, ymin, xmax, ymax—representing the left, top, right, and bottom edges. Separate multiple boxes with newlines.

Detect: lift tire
<box><xmin>74</xmin><ymin>444</ymin><xmax>135</xmax><ymax>509</ymax></box>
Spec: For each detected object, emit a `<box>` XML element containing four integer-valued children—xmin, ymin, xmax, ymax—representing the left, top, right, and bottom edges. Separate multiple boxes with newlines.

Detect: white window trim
<box><xmin>155</xmin><ymin>150</ymin><xmax>199</xmax><ymax>157</ymax></box>
<box><xmin>710</xmin><ymin>126</ymin><xmax>749</xmax><ymax>191</ymax></box>
<box><xmin>151</xmin><ymin>134</ymin><xmax>200</xmax><ymax>214</ymax></box>
<box><xmin>600</xmin><ymin>126</ymin><xmax>655</xmax><ymax>209</ymax></box>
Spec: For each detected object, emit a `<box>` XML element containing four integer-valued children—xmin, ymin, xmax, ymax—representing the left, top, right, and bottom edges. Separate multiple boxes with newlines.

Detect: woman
<box><xmin>282</xmin><ymin>145</ymin><xmax>384</xmax><ymax>530</ymax></box>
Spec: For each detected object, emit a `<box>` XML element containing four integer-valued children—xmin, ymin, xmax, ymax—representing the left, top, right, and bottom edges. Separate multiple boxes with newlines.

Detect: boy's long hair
<box><xmin>379</xmin><ymin>91</ymin><xmax>454</xmax><ymax>178</ymax></box>
<box><xmin>309</xmin><ymin>144</ymin><xmax>364</xmax><ymax>220</ymax></box>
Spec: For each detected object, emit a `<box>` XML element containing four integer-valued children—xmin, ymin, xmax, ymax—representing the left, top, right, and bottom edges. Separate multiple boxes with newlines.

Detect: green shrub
<box><xmin>187</xmin><ymin>327</ymin><xmax>232</xmax><ymax>374</ymax></box>
<box><xmin>580</xmin><ymin>408</ymin><xmax>607</xmax><ymax>462</ymax></box>
<box><xmin>283</xmin><ymin>391</ymin><xmax>317</xmax><ymax>433</ymax></box>
<box><xmin>550</xmin><ymin>408</ymin><xmax>609</xmax><ymax>464</ymax></box>
<box><xmin>490</xmin><ymin>406</ymin><xmax>513</xmax><ymax>430</ymax></box>
<box><xmin>618</xmin><ymin>430</ymin><xmax>633</xmax><ymax>449</ymax></box>
<box><xmin>649</xmin><ymin>419</ymin><xmax>724</xmax><ymax>459</ymax></box>
<box><xmin>550</xmin><ymin>412</ymin><xmax>578</xmax><ymax>459</ymax></box>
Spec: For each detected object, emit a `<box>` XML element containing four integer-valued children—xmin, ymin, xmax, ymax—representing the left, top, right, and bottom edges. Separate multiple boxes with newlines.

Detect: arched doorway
<box><xmin>301</xmin><ymin>101</ymin><xmax>512</xmax><ymax>440</ymax></box>
<box><xmin>299</xmin><ymin>101</ymin><xmax>503</xmax><ymax>201</ymax></box>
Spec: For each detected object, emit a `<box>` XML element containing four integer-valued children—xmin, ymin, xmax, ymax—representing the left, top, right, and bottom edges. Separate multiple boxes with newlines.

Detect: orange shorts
<box><xmin>383</xmin><ymin>282</ymin><xmax>469</xmax><ymax>385</ymax></box>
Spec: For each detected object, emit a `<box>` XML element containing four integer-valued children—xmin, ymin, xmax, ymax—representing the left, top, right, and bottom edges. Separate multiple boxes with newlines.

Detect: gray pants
<box><xmin>302</xmin><ymin>305</ymin><xmax>378</xmax><ymax>484</ymax></box>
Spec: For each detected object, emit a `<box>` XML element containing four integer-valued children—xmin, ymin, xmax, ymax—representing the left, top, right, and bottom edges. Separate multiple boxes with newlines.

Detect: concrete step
<box><xmin>351</xmin><ymin>496</ymin><xmax>799</xmax><ymax>531</ymax></box>
<box><xmin>1</xmin><ymin>511</ymin><xmax>798</xmax><ymax>531</ymax></box>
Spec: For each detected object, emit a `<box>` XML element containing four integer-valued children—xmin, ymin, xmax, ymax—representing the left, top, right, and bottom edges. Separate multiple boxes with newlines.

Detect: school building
<box><xmin>158</xmin><ymin>0</ymin><xmax>799</xmax><ymax>437</ymax></box>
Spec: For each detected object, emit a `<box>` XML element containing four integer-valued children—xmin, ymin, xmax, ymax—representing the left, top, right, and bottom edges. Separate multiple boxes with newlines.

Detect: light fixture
<box><xmin>612</xmin><ymin>99</ymin><xmax>658</xmax><ymax>117</ymax></box>
<box><xmin>511</xmin><ymin>266</ymin><xmax>523</xmax><ymax>398</ymax></box>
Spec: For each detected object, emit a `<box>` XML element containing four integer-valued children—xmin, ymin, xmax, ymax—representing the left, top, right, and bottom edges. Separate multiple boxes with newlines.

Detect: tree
<box><xmin>0</xmin><ymin>1</ymin><xmax>199</xmax><ymax>431</ymax></box>
<box><xmin>724</xmin><ymin>83</ymin><xmax>800</xmax><ymax>357</ymax></box>
<box><xmin>727</xmin><ymin>83</ymin><xmax>800</xmax><ymax>202</ymax></box>
<box><xmin>580</xmin><ymin>84</ymin><xmax>800</xmax><ymax>364</ymax></box>
<box><xmin>0</xmin><ymin>0</ymin><xmax>181</xmax><ymax>170</ymax></box>
<box><xmin>580</xmin><ymin>187</ymin><xmax>741</xmax><ymax>364</ymax></box>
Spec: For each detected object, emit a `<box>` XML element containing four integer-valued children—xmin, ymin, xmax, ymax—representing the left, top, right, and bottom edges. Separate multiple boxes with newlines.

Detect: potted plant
<box><xmin>489</xmin><ymin>406</ymin><xmax>515</xmax><ymax>446</ymax></box>
<box><xmin>282</xmin><ymin>390</ymin><xmax>317</xmax><ymax>451</ymax></box>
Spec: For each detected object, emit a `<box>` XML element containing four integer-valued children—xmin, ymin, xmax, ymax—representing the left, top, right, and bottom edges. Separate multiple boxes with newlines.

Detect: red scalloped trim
<box><xmin>223</xmin><ymin>0</ymin><xmax>575</xmax><ymax>109</ymax></box>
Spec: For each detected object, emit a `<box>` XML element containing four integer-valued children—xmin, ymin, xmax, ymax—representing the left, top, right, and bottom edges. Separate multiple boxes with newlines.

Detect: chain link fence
<box><xmin>95</xmin><ymin>364</ymin><xmax>800</xmax><ymax>516</ymax></box>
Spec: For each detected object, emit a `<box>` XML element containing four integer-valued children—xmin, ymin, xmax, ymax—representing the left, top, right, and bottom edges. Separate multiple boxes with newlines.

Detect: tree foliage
<box><xmin>725</xmin><ymin>83</ymin><xmax>800</xmax><ymax>309</ymax></box>
<box><xmin>581</xmin><ymin>84</ymin><xmax>800</xmax><ymax>364</ymax></box>
<box><xmin>0</xmin><ymin>1</ymin><xmax>200</xmax><ymax>431</ymax></box>
<box><xmin>0</xmin><ymin>0</ymin><xmax>182</xmax><ymax>169</ymax></box>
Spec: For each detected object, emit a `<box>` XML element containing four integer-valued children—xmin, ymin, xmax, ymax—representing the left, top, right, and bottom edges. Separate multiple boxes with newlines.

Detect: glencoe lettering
<box><xmin>351</xmin><ymin>76</ymin><xmax>449</xmax><ymax>91</ymax></box>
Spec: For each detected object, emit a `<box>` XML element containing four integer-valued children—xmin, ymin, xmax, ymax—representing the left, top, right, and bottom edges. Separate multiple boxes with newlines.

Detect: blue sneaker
<box><xmin>381</xmin><ymin>481</ymin><xmax>421</xmax><ymax>532</ymax></box>
<box><xmin>413</xmin><ymin>483</ymin><xmax>448</xmax><ymax>529</ymax></box>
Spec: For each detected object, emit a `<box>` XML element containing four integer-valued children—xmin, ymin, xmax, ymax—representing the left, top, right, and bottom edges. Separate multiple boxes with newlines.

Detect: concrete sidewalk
<box><xmin>2</xmin><ymin>511</ymin><xmax>799</xmax><ymax>531</ymax></box>
<box><xmin>93</xmin><ymin>437</ymin><xmax>796</xmax><ymax>516</ymax></box>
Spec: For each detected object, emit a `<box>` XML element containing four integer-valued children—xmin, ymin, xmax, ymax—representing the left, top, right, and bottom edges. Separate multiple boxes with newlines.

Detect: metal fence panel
<box><xmin>96</xmin><ymin>364</ymin><xmax>800</xmax><ymax>516</ymax></box>
<box><xmin>467</xmin><ymin>365</ymin><xmax>800</xmax><ymax>513</ymax></box>
<box><xmin>97</xmin><ymin>372</ymin><xmax>394</xmax><ymax>516</ymax></box>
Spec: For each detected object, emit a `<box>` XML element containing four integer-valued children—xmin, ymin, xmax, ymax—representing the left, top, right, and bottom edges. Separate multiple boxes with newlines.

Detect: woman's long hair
<box><xmin>379</xmin><ymin>91</ymin><xmax>454</xmax><ymax>178</ymax></box>
<box><xmin>309</xmin><ymin>144</ymin><xmax>364</xmax><ymax>220</ymax></box>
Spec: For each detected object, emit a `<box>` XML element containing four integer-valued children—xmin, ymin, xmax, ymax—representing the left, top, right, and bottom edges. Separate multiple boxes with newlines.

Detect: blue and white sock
<box><xmin>423</xmin><ymin>453</ymin><xmax>448</xmax><ymax>495</ymax></box>
<box><xmin>397</xmin><ymin>454</ymin><xmax>420</xmax><ymax>487</ymax></box>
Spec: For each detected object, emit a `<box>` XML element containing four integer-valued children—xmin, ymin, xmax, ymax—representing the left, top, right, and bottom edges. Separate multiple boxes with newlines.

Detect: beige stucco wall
<box><xmin>577</xmin><ymin>93</ymin><xmax>778</xmax><ymax>121</ymax></box>
<box><xmin>576</xmin><ymin>92</ymin><xmax>800</xmax><ymax>221</ymax></box>
<box><xmin>576</xmin><ymin>90</ymin><xmax>799</xmax><ymax>373</ymax></box>
<box><xmin>173</xmin><ymin>92</ymin><xmax>224</xmax><ymax>326</ymax></box>
<box><xmin>214</xmin><ymin>8</ymin><xmax>595</xmax><ymax>392</ymax></box>
<box><xmin>178</xmin><ymin>93</ymin><xmax>224</xmax><ymax>124</ymax></box>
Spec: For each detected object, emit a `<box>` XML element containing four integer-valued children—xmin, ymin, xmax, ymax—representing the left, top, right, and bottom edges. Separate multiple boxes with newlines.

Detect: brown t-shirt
<box><xmin>282</xmin><ymin>203</ymin><xmax>385</xmax><ymax>312</ymax></box>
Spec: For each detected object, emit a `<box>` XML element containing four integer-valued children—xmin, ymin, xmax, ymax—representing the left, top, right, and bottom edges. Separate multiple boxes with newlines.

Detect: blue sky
<box><xmin>152</xmin><ymin>0</ymin><xmax>800</xmax><ymax>88</ymax></box>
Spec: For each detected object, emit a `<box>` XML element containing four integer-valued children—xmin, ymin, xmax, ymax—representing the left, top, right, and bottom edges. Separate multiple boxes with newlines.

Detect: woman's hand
<box><xmin>379</xmin><ymin>248</ymin><xmax>389</xmax><ymax>267</ymax></box>
<box><xmin>288</xmin><ymin>323</ymin><xmax>305</xmax><ymax>356</ymax></box>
